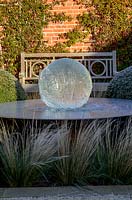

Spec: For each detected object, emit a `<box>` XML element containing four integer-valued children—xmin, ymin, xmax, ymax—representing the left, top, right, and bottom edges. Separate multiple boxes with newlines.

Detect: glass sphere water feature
<box><xmin>39</xmin><ymin>58</ymin><xmax>92</xmax><ymax>109</ymax></box>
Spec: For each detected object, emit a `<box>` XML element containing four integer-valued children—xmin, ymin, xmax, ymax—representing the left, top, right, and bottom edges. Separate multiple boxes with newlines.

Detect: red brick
<box><xmin>42</xmin><ymin>0</ymin><xmax>92</xmax><ymax>52</ymax></box>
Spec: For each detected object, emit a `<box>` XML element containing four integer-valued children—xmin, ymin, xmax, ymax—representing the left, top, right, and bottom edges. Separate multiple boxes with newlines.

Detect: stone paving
<box><xmin>0</xmin><ymin>186</ymin><xmax>132</xmax><ymax>200</ymax></box>
<box><xmin>1</xmin><ymin>195</ymin><xmax>132</xmax><ymax>200</ymax></box>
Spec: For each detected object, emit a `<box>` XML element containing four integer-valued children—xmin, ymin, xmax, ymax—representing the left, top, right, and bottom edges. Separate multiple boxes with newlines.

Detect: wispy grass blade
<box><xmin>0</xmin><ymin>120</ymin><xmax>61</xmax><ymax>187</ymax></box>
<box><xmin>94</xmin><ymin>117</ymin><xmax>132</xmax><ymax>184</ymax></box>
<box><xmin>53</xmin><ymin>121</ymin><xmax>101</xmax><ymax>185</ymax></box>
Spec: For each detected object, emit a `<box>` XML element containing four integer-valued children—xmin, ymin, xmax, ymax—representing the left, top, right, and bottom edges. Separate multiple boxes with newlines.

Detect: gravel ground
<box><xmin>1</xmin><ymin>194</ymin><xmax>132</xmax><ymax>200</ymax></box>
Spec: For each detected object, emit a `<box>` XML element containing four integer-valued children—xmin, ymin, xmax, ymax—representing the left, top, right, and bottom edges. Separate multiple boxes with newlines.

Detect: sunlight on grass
<box><xmin>0</xmin><ymin>121</ymin><xmax>61</xmax><ymax>187</ymax></box>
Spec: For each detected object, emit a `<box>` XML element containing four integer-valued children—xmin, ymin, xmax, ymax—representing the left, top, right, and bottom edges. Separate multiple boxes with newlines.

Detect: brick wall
<box><xmin>0</xmin><ymin>0</ymin><xmax>94</xmax><ymax>53</ymax></box>
<box><xmin>44</xmin><ymin>0</ymin><xmax>93</xmax><ymax>52</ymax></box>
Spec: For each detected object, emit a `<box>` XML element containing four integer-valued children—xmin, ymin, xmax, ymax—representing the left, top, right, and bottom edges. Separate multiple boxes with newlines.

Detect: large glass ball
<box><xmin>39</xmin><ymin>58</ymin><xmax>92</xmax><ymax>109</ymax></box>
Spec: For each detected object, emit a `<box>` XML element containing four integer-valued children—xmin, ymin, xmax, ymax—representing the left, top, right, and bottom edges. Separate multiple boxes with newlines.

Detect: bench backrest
<box><xmin>20</xmin><ymin>51</ymin><xmax>117</xmax><ymax>92</ymax></box>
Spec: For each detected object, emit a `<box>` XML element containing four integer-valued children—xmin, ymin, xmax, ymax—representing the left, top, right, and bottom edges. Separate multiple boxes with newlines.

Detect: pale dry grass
<box><xmin>53</xmin><ymin>121</ymin><xmax>101</xmax><ymax>185</ymax></box>
<box><xmin>0</xmin><ymin>121</ymin><xmax>61</xmax><ymax>187</ymax></box>
<box><xmin>0</xmin><ymin>117</ymin><xmax>132</xmax><ymax>186</ymax></box>
<box><xmin>95</xmin><ymin>118</ymin><xmax>132</xmax><ymax>184</ymax></box>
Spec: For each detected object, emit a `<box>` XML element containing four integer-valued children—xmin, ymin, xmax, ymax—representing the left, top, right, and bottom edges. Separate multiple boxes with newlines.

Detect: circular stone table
<box><xmin>0</xmin><ymin>98</ymin><xmax>132</xmax><ymax>120</ymax></box>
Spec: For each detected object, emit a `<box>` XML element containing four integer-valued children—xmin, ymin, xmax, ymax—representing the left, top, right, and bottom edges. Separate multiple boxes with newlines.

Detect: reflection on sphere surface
<box><xmin>39</xmin><ymin>58</ymin><xmax>92</xmax><ymax>109</ymax></box>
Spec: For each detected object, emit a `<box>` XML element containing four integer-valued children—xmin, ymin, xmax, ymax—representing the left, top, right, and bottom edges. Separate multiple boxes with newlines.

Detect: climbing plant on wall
<box><xmin>0</xmin><ymin>0</ymin><xmax>45</xmax><ymax>75</ymax></box>
<box><xmin>0</xmin><ymin>0</ymin><xmax>70</xmax><ymax>76</ymax></box>
<box><xmin>75</xmin><ymin>0</ymin><xmax>132</xmax><ymax>70</ymax></box>
<box><xmin>0</xmin><ymin>0</ymin><xmax>132</xmax><ymax>74</ymax></box>
<box><xmin>52</xmin><ymin>0</ymin><xmax>132</xmax><ymax>70</ymax></box>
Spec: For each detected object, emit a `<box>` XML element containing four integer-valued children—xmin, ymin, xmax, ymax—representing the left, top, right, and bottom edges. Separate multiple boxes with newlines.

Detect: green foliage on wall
<box><xmin>0</xmin><ymin>0</ymin><xmax>45</xmax><ymax>75</ymax></box>
<box><xmin>0</xmin><ymin>0</ymin><xmax>132</xmax><ymax>74</ymax></box>
<box><xmin>76</xmin><ymin>0</ymin><xmax>132</xmax><ymax>70</ymax></box>
<box><xmin>62</xmin><ymin>27</ymin><xmax>88</xmax><ymax>47</ymax></box>
<box><xmin>52</xmin><ymin>0</ymin><xmax>132</xmax><ymax>70</ymax></box>
<box><xmin>0</xmin><ymin>0</ymin><xmax>71</xmax><ymax>76</ymax></box>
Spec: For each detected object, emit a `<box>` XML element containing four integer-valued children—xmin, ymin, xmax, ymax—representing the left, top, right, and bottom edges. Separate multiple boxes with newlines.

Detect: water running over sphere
<box><xmin>39</xmin><ymin>58</ymin><xmax>92</xmax><ymax>109</ymax></box>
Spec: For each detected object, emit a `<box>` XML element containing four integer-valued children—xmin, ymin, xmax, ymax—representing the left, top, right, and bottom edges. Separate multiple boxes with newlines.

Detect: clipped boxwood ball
<box><xmin>0</xmin><ymin>69</ymin><xmax>26</xmax><ymax>103</ymax></box>
<box><xmin>106</xmin><ymin>66</ymin><xmax>132</xmax><ymax>100</ymax></box>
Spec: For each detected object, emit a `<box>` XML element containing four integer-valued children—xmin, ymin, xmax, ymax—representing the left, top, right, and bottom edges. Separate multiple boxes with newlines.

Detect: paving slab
<box><xmin>1</xmin><ymin>187</ymin><xmax>91</xmax><ymax>198</ymax></box>
<box><xmin>1</xmin><ymin>186</ymin><xmax>132</xmax><ymax>199</ymax></box>
<box><xmin>85</xmin><ymin>185</ymin><xmax>132</xmax><ymax>195</ymax></box>
<box><xmin>1</xmin><ymin>194</ymin><xmax>132</xmax><ymax>200</ymax></box>
<box><xmin>0</xmin><ymin>188</ymin><xmax>5</xmax><ymax>198</ymax></box>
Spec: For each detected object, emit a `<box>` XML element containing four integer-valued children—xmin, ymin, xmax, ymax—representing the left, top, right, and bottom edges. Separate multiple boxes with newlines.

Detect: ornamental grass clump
<box><xmin>94</xmin><ymin>118</ymin><xmax>132</xmax><ymax>184</ymax></box>
<box><xmin>0</xmin><ymin>121</ymin><xmax>60</xmax><ymax>187</ymax></box>
<box><xmin>52</xmin><ymin>121</ymin><xmax>101</xmax><ymax>185</ymax></box>
<box><xmin>1</xmin><ymin>118</ymin><xmax>132</xmax><ymax>186</ymax></box>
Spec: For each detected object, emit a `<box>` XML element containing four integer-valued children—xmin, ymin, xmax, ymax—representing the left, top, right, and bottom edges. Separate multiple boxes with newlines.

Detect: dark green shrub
<box><xmin>0</xmin><ymin>69</ymin><xmax>26</xmax><ymax>103</ymax></box>
<box><xmin>106</xmin><ymin>66</ymin><xmax>132</xmax><ymax>100</ymax></box>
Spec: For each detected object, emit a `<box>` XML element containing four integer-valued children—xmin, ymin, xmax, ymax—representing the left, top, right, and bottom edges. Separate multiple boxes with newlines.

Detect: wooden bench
<box><xmin>19</xmin><ymin>51</ymin><xmax>117</xmax><ymax>93</ymax></box>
